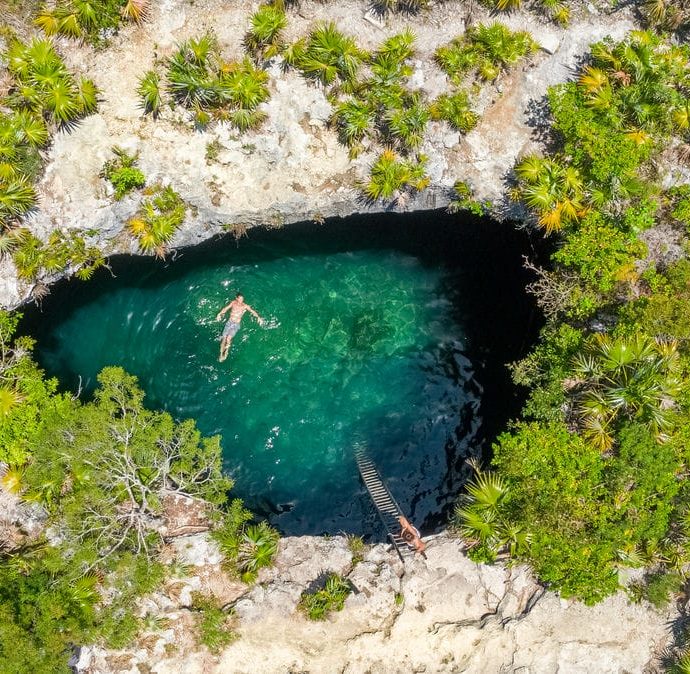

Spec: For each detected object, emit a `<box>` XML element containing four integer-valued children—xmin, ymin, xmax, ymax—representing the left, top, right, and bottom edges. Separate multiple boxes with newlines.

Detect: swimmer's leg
<box><xmin>219</xmin><ymin>336</ymin><xmax>229</xmax><ymax>362</ymax></box>
<box><xmin>219</xmin><ymin>336</ymin><xmax>234</xmax><ymax>362</ymax></box>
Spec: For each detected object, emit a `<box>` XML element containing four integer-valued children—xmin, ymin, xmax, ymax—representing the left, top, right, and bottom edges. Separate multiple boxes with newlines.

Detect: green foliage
<box><xmin>550</xmin><ymin>211</ymin><xmax>647</xmax><ymax>314</ymax></box>
<box><xmin>298</xmin><ymin>574</ymin><xmax>352</xmax><ymax>620</ymax></box>
<box><xmin>641</xmin><ymin>0</ymin><xmax>690</xmax><ymax>33</ymax></box>
<box><xmin>482</xmin><ymin>0</ymin><xmax>570</xmax><ymax>25</ymax></box>
<box><xmin>140</xmin><ymin>34</ymin><xmax>271</xmax><ymax>132</ymax></box>
<box><xmin>23</xmin><ymin>366</ymin><xmax>233</xmax><ymax>555</ymax></box>
<box><xmin>136</xmin><ymin>70</ymin><xmax>162</xmax><ymax>117</ymax></box>
<box><xmin>4</xmin><ymin>37</ymin><xmax>99</xmax><ymax>125</ymax></box>
<box><xmin>429</xmin><ymin>91</ymin><xmax>478</xmax><ymax>133</ymax></box>
<box><xmin>34</xmin><ymin>0</ymin><xmax>147</xmax><ymax>42</ymax></box>
<box><xmin>480</xmin><ymin>30</ymin><xmax>690</xmax><ymax>608</ymax></box>
<box><xmin>619</xmin><ymin>259</ymin><xmax>690</xmax><ymax>343</ymax></box>
<box><xmin>0</xmin><ymin>38</ymin><xmax>98</xmax><ymax>229</ymax></box>
<box><xmin>453</xmin><ymin>465</ymin><xmax>531</xmax><ymax>562</ymax></box>
<box><xmin>100</xmin><ymin>146</ymin><xmax>146</xmax><ymax>199</ymax></box>
<box><xmin>0</xmin><ymin>314</ymin><xmax>259</xmax><ymax>669</ymax></box>
<box><xmin>512</xmin><ymin>154</ymin><xmax>586</xmax><ymax>234</ymax></box>
<box><xmin>212</xmin><ymin>504</ymin><xmax>279</xmax><ymax>582</ymax></box>
<box><xmin>435</xmin><ymin>22</ymin><xmax>537</xmax><ymax>85</ymax></box>
<box><xmin>12</xmin><ymin>228</ymin><xmax>106</xmax><ymax>281</ymax></box>
<box><xmin>571</xmin><ymin>334</ymin><xmax>682</xmax><ymax>450</ymax></box>
<box><xmin>0</xmin><ymin>312</ymin><xmax>64</xmax><ymax>466</ymax></box>
<box><xmin>447</xmin><ymin>180</ymin><xmax>490</xmax><ymax>216</ymax></box>
<box><xmin>363</xmin><ymin>150</ymin><xmax>428</xmax><ymax>201</ymax></box>
<box><xmin>245</xmin><ymin>4</ymin><xmax>287</xmax><ymax>61</ymax></box>
<box><xmin>372</xmin><ymin>0</ymin><xmax>429</xmax><ymax>14</ymax></box>
<box><xmin>290</xmin><ymin>22</ymin><xmax>366</xmax><ymax>86</ymax></box>
<box><xmin>346</xmin><ymin>534</ymin><xmax>366</xmax><ymax>564</ymax></box>
<box><xmin>191</xmin><ymin>593</ymin><xmax>237</xmax><ymax>654</ymax></box>
<box><xmin>127</xmin><ymin>184</ymin><xmax>186</xmax><ymax>256</ymax></box>
<box><xmin>629</xmin><ymin>571</ymin><xmax>682</xmax><ymax>609</ymax></box>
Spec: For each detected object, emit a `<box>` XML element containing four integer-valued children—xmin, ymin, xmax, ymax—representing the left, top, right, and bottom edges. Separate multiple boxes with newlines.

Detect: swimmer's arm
<box><xmin>247</xmin><ymin>305</ymin><xmax>265</xmax><ymax>325</ymax></box>
<box><xmin>216</xmin><ymin>302</ymin><xmax>233</xmax><ymax>321</ymax></box>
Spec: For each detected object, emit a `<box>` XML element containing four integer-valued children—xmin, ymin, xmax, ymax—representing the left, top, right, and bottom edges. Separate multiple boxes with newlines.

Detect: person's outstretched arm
<box><xmin>246</xmin><ymin>305</ymin><xmax>265</xmax><ymax>325</ymax></box>
<box><xmin>216</xmin><ymin>302</ymin><xmax>233</xmax><ymax>321</ymax></box>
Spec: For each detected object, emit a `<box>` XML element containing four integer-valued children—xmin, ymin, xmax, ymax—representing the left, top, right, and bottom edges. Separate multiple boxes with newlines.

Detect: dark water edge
<box><xmin>19</xmin><ymin>209</ymin><xmax>543</xmax><ymax>537</ymax></box>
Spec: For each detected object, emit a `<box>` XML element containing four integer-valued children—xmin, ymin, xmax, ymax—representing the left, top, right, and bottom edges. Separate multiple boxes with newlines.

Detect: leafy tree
<box><xmin>23</xmin><ymin>366</ymin><xmax>233</xmax><ymax>562</ymax></box>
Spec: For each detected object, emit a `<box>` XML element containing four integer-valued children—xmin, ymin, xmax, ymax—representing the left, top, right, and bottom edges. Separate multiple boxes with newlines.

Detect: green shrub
<box><xmin>12</xmin><ymin>229</ymin><xmax>106</xmax><ymax>281</ymax></box>
<box><xmin>127</xmin><ymin>185</ymin><xmax>186</xmax><ymax>256</ymax></box>
<box><xmin>299</xmin><ymin>574</ymin><xmax>352</xmax><ymax>621</ymax></box>
<box><xmin>191</xmin><ymin>593</ymin><xmax>237</xmax><ymax>654</ymax></box>
<box><xmin>245</xmin><ymin>4</ymin><xmax>287</xmax><ymax>60</ymax></box>
<box><xmin>34</xmin><ymin>0</ymin><xmax>147</xmax><ymax>43</ymax></box>
<box><xmin>447</xmin><ymin>181</ymin><xmax>490</xmax><ymax>216</ymax></box>
<box><xmin>136</xmin><ymin>70</ymin><xmax>163</xmax><ymax>117</ymax></box>
<box><xmin>429</xmin><ymin>91</ymin><xmax>479</xmax><ymax>133</ymax></box>
<box><xmin>101</xmin><ymin>146</ymin><xmax>146</xmax><ymax>199</ymax></box>
<box><xmin>0</xmin><ymin>38</ymin><xmax>97</xmax><ymax>229</ymax></box>
<box><xmin>363</xmin><ymin>150</ymin><xmax>428</xmax><ymax>200</ymax></box>
<box><xmin>435</xmin><ymin>22</ymin><xmax>537</xmax><ymax>84</ymax></box>
<box><xmin>631</xmin><ymin>571</ymin><xmax>683</xmax><ymax>609</ymax></box>
<box><xmin>290</xmin><ymin>22</ymin><xmax>366</xmax><ymax>86</ymax></box>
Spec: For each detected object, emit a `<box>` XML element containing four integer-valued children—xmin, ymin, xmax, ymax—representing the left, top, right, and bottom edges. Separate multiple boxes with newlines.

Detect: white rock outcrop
<box><xmin>79</xmin><ymin>533</ymin><xmax>673</xmax><ymax>674</ymax></box>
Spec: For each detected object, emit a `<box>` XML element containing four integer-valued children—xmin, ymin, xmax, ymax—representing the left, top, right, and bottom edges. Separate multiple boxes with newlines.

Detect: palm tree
<box><xmin>237</xmin><ymin>522</ymin><xmax>279</xmax><ymax>581</ymax></box>
<box><xmin>363</xmin><ymin>150</ymin><xmax>428</xmax><ymax>201</ymax></box>
<box><xmin>572</xmin><ymin>334</ymin><xmax>682</xmax><ymax>450</ymax></box>
<box><xmin>514</xmin><ymin>155</ymin><xmax>585</xmax><ymax>233</ymax></box>
<box><xmin>0</xmin><ymin>177</ymin><xmax>37</xmax><ymax>228</ymax></box>
<box><xmin>121</xmin><ymin>0</ymin><xmax>149</xmax><ymax>23</ymax></box>
<box><xmin>453</xmin><ymin>466</ymin><xmax>530</xmax><ymax>559</ymax></box>
<box><xmin>0</xmin><ymin>386</ymin><xmax>25</xmax><ymax>417</ymax></box>
<box><xmin>384</xmin><ymin>97</ymin><xmax>429</xmax><ymax>151</ymax></box>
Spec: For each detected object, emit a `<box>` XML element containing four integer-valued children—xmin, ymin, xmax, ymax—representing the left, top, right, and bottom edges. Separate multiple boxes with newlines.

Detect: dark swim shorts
<box><xmin>222</xmin><ymin>320</ymin><xmax>241</xmax><ymax>338</ymax></box>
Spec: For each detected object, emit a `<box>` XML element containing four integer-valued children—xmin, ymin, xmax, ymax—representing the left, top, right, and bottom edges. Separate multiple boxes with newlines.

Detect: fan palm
<box><xmin>331</xmin><ymin>99</ymin><xmax>373</xmax><ymax>146</ymax></box>
<box><xmin>429</xmin><ymin>91</ymin><xmax>478</xmax><ymax>133</ymax></box>
<box><xmin>572</xmin><ymin>335</ymin><xmax>682</xmax><ymax>447</ymax></box>
<box><xmin>245</xmin><ymin>4</ymin><xmax>287</xmax><ymax>59</ymax></box>
<box><xmin>237</xmin><ymin>523</ymin><xmax>279</xmax><ymax>572</ymax></box>
<box><xmin>121</xmin><ymin>0</ymin><xmax>149</xmax><ymax>23</ymax></box>
<box><xmin>673</xmin><ymin>101</ymin><xmax>690</xmax><ymax>130</ymax></box>
<box><xmin>297</xmin><ymin>22</ymin><xmax>366</xmax><ymax>86</ymax></box>
<box><xmin>0</xmin><ymin>386</ymin><xmax>25</xmax><ymax>417</ymax></box>
<box><xmin>137</xmin><ymin>70</ymin><xmax>162</xmax><ymax>116</ymax></box>
<box><xmin>384</xmin><ymin>98</ymin><xmax>429</xmax><ymax>150</ymax></box>
<box><xmin>0</xmin><ymin>176</ymin><xmax>37</xmax><ymax>225</ymax></box>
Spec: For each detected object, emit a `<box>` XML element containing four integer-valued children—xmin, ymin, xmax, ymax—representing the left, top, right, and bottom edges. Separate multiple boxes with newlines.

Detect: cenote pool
<box><xmin>21</xmin><ymin>211</ymin><xmax>538</xmax><ymax>537</ymax></box>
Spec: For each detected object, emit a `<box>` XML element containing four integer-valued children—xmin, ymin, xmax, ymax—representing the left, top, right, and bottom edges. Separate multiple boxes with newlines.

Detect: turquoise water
<box><xmin>22</xmin><ymin>213</ymin><xmax>536</xmax><ymax>536</ymax></box>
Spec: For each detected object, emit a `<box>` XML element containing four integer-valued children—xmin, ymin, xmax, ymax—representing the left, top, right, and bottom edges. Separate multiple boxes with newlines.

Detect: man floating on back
<box><xmin>216</xmin><ymin>292</ymin><xmax>265</xmax><ymax>362</ymax></box>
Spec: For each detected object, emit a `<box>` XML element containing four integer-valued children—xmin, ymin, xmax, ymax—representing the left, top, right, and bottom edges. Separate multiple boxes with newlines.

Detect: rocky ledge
<box><xmin>76</xmin><ymin>531</ymin><xmax>673</xmax><ymax>673</ymax></box>
<box><xmin>0</xmin><ymin>0</ymin><xmax>640</xmax><ymax>308</ymax></box>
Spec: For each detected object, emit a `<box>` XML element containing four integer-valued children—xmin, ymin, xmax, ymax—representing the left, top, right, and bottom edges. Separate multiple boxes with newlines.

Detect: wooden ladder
<box><xmin>355</xmin><ymin>449</ymin><xmax>412</xmax><ymax>561</ymax></box>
